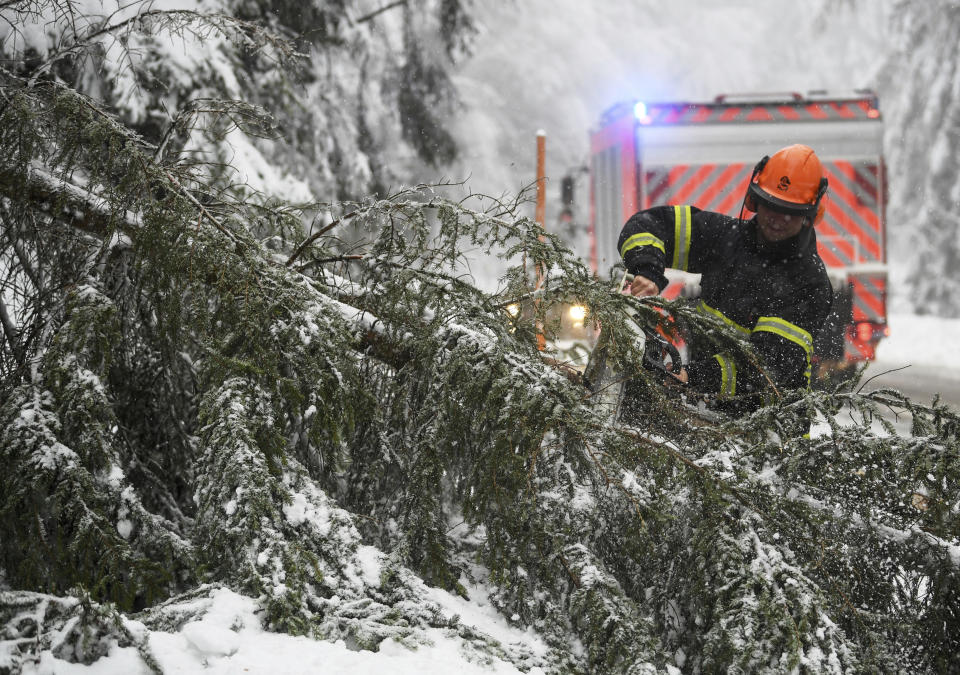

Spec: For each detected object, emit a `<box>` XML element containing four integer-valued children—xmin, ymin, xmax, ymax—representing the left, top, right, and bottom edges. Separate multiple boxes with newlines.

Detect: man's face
<box><xmin>756</xmin><ymin>202</ymin><xmax>807</xmax><ymax>242</ymax></box>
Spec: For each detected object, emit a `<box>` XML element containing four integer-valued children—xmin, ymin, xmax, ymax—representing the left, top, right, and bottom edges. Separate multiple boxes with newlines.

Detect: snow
<box><xmin>28</xmin><ymin>645</ymin><xmax>149</xmax><ymax>675</ymax></box>
<box><xmin>281</xmin><ymin>491</ymin><xmax>315</xmax><ymax>528</ymax></box>
<box><xmin>180</xmin><ymin>619</ymin><xmax>240</xmax><ymax>657</ymax></box>
<box><xmin>116</xmin><ymin>519</ymin><xmax>133</xmax><ymax>540</ymax></box>
<box><xmin>20</xmin><ymin>586</ymin><xmax>543</xmax><ymax>675</ymax></box>
<box><xmin>875</xmin><ymin>312</ymin><xmax>960</xmax><ymax>369</ymax></box>
<box><xmin>208</xmin><ymin>129</ymin><xmax>314</xmax><ymax>203</ymax></box>
<box><xmin>33</xmin><ymin>441</ymin><xmax>79</xmax><ymax>472</ymax></box>
<box><xmin>105</xmin><ymin>465</ymin><xmax>125</xmax><ymax>488</ymax></box>
<box><xmin>355</xmin><ymin>546</ymin><xmax>383</xmax><ymax>587</ymax></box>
<box><xmin>421</xmin><ymin>578</ymin><xmax>550</xmax><ymax>661</ymax></box>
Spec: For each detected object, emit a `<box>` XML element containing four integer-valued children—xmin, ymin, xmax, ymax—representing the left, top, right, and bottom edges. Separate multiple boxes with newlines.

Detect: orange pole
<box><xmin>535</xmin><ymin>131</ymin><xmax>546</xmax><ymax>350</ymax></box>
<box><xmin>536</xmin><ymin>130</ymin><xmax>546</xmax><ymax>229</ymax></box>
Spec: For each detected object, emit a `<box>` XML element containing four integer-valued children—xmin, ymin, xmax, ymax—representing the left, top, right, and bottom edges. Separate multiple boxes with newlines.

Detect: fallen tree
<box><xmin>1</xmin><ymin>3</ymin><xmax>959</xmax><ymax>673</ymax></box>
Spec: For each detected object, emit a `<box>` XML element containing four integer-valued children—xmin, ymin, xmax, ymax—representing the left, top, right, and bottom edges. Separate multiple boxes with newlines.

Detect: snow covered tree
<box><xmin>881</xmin><ymin>0</ymin><xmax>960</xmax><ymax>317</ymax></box>
<box><xmin>2</xmin><ymin>2</ymin><xmax>959</xmax><ymax>673</ymax></box>
<box><xmin>0</xmin><ymin>0</ymin><xmax>471</xmax><ymax>204</ymax></box>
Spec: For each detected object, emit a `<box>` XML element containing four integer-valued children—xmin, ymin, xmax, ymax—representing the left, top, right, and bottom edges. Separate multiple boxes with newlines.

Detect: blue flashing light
<box><xmin>633</xmin><ymin>101</ymin><xmax>653</xmax><ymax>125</ymax></box>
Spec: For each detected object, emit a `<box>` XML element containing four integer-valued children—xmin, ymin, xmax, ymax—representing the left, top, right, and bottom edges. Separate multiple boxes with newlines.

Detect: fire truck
<box><xmin>587</xmin><ymin>91</ymin><xmax>888</xmax><ymax>367</ymax></box>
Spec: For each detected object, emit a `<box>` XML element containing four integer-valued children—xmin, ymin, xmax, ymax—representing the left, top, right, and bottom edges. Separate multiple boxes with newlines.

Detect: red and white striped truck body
<box><xmin>589</xmin><ymin>92</ymin><xmax>888</xmax><ymax>363</ymax></box>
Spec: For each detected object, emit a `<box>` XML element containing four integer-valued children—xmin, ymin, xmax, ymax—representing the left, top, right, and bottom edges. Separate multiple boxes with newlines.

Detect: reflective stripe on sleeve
<box><xmin>714</xmin><ymin>353</ymin><xmax>737</xmax><ymax>398</ymax></box>
<box><xmin>672</xmin><ymin>205</ymin><xmax>692</xmax><ymax>271</ymax></box>
<box><xmin>752</xmin><ymin>316</ymin><xmax>814</xmax><ymax>385</ymax></box>
<box><xmin>620</xmin><ymin>232</ymin><xmax>665</xmax><ymax>258</ymax></box>
<box><xmin>697</xmin><ymin>301</ymin><xmax>751</xmax><ymax>336</ymax></box>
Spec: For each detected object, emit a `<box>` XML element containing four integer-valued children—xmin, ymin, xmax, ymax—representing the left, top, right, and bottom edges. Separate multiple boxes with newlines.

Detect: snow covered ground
<box><xmin>12</xmin><ymin>581</ymin><xmax>548</xmax><ymax>674</ymax></box>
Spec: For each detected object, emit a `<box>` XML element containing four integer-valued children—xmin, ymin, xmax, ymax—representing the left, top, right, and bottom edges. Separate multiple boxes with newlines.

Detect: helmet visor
<box><xmin>749</xmin><ymin>183</ymin><xmax>817</xmax><ymax>217</ymax></box>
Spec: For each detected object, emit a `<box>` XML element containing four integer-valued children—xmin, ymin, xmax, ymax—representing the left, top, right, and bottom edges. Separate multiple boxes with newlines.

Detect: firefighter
<box><xmin>618</xmin><ymin>144</ymin><xmax>833</xmax><ymax>414</ymax></box>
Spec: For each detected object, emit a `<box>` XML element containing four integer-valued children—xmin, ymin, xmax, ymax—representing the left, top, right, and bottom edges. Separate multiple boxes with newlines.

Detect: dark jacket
<box><xmin>617</xmin><ymin>205</ymin><xmax>833</xmax><ymax>403</ymax></box>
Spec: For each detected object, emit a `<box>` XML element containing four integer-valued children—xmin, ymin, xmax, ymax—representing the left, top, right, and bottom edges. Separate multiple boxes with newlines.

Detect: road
<box><xmin>856</xmin><ymin>361</ymin><xmax>960</xmax><ymax>412</ymax></box>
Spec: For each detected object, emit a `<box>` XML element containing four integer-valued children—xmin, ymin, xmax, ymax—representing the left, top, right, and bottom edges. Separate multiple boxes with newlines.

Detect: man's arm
<box><xmin>618</xmin><ymin>205</ymin><xmax>728</xmax><ymax>294</ymax></box>
<box><xmin>617</xmin><ymin>205</ymin><xmax>686</xmax><ymax>292</ymax></box>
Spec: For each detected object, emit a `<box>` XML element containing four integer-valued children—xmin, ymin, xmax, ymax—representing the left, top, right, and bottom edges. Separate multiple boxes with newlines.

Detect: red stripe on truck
<box><xmin>670</xmin><ymin>165</ymin><xmax>716</xmax><ymax>205</ymax></box>
<box><xmin>697</xmin><ymin>164</ymin><xmax>748</xmax><ymax>211</ymax></box>
<box><xmin>851</xmin><ymin>277</ymin><xmax>885</xmax><ymax>321</ymax></box>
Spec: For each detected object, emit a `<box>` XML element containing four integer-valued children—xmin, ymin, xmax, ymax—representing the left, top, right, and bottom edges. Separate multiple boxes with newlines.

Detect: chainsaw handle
<box><xmin>661</xmin><ymin>339</ymin><xmax>683</xmax><ymax>375</ymax></box>
<box><xmin>642</xmin><ymin>331</ymin><xmax>684</xmax><ymax>376</ymax></box>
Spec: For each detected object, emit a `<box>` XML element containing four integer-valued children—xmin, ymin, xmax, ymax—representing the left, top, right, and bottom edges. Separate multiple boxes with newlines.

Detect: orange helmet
<box><xmin>744</xmin><ymin>144</ymin><xmax>828</xmax><ymax>225</ymax></box>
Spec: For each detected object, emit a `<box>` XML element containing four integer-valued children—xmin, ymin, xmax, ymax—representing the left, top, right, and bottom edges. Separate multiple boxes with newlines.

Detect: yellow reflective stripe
<box><xmin>620</xmin><ymin>232</ymin><xmax>665</xmax><ymax>258</ymax></box>
<box><xmin>697</xmin><ymin>301</ymin><xmax>750</xmax><ymax>336</ymax></box>
<box><xmin>752</xmin><ymin>317</ymin><xmax>814</xmax><ymax>356</ymax></box>
<box><xmin>752</xmin><ymin>316</ymin><xmax>814</xmax><ymax>385</ymax></box>
<box><xmin>672</xmin><ymin>205</ymin><xmax>692</xmax><ymax>271</ymax></box>
<box><xmin>714</xmin><ymin>353</ymin><xmax>737</xmax><ymax>398</ymax></box>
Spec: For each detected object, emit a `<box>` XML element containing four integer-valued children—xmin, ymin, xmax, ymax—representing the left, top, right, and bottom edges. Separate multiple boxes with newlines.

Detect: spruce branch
<box><xmin>0</xmin><ymin>164</ymin><xmax>136</xmax><ymax>237</ymax></box>
<box><xmin>355</xmin><ymin>0</ymin><xmax>408</xmax><ymax>25</ymax></box>
<box><xmin>161</xmin><ymin>169</ymin><xmax>242</xmax><ymax>247</ymax></box>
<box><xmin>285</xmin><ymin>208</ymin><xmax>362</xmax><ymax>267</ymax></box>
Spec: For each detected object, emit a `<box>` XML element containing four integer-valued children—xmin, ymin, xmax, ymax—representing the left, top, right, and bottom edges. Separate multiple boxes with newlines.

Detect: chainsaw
<box><xmin>582</xmin><ymin>271</ymin><xmax>684</xmax><ymax>424</ymax></box>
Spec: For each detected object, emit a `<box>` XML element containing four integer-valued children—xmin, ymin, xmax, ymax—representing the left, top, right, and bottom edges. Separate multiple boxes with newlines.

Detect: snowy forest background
<box><xmin>2</xmin><ymin>1</ymin><xmax>960</xmax><ymax>673</ymax></box>
<box><xmin>3</xmin><ymin>0</ymin><xmax>958</xmax><ymax>309</ymax></box>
